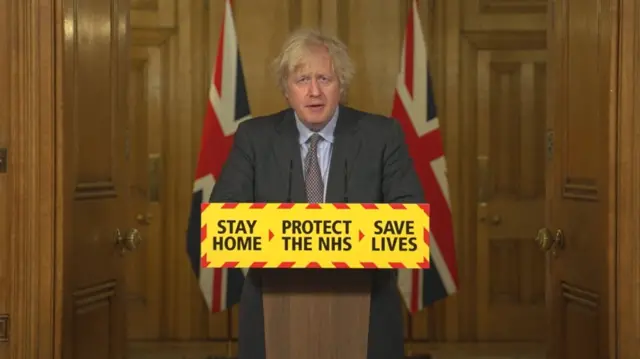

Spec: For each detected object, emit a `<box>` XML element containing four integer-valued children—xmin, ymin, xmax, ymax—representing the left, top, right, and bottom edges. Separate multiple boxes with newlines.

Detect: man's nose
<box><xmin>308</xmin><ymin>79</ymin><xmax>321</xmax><ymax>97</ymax></box>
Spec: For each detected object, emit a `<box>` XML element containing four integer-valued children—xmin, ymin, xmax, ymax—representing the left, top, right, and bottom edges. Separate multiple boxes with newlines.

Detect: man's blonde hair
<box><xmin>272</xmin><ymin>28</ymin><xmax>355</xmax><ymax>99</ymax></box>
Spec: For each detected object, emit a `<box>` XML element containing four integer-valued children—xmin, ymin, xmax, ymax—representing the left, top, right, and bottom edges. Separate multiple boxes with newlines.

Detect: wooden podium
<box><xmin>260</xmin><ymin>268</ymin><xmax>372</xmax><ymax>359</ymax></box>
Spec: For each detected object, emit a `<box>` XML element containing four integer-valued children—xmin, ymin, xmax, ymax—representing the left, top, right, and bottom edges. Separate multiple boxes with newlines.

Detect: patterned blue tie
<box><xmin>304</xmin><ymin>133</ymin><xmax>324</xmax><ymax>203</ymax></box>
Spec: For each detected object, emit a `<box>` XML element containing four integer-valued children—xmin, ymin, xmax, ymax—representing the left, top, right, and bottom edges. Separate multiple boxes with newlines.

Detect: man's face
<box><xmin>285</xmin><ymin>46</ymin><xmax>341</xmax><ymax>129</ymax></box>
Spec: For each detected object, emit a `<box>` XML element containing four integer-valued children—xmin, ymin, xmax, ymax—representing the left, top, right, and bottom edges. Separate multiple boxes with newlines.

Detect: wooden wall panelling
<box><xmin>462</xmin><ymin>0</ymin><xmax>546</xmax><ymax>31</ymax></box>
<box><xmin>131</xmin><ymin>0</ymin><xmax>175</xmax><ymax>28</ymax></box>
<box><xmin>0</xmin><ymin>0</ymin><xmax>11</xmax><ymax>355</ymax></box>
<box><xmin>616</xmin><ymin>0</ymin><xmax>640</xmax><ymax>356</ymax></box>
<box><xmin>442</xmin><ymin>0</ymin><xmax>463</xmax><ymax>342</ymax></box>
<box><xmin>5</xmin><ymin>1</ymin><xmax>57</xmax><ymax>359</ymax></box>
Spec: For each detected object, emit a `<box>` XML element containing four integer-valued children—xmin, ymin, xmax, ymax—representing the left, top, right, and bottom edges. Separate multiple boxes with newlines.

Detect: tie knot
<box><xmin>308</xmin><ymin>133</ymin><xmax>322</xmax><ymax>149</ymax></box>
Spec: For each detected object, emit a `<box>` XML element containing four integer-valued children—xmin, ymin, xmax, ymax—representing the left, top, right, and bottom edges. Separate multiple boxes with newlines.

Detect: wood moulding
<box><xmin>8</xmin><ymin>0</ymin><xmax>57</xmax><ymax>358</ymax></box>
<box><xmin>616</xmin><ymin>0</ymin><xmax>640</xmax><ymax>357</ymax></box>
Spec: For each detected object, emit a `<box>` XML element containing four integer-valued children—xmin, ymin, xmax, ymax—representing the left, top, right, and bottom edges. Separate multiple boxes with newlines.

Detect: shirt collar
<box><xmin>294</xmin><ymin>106</ymin><xmax>339</xmax><ymax>145</ymax></box>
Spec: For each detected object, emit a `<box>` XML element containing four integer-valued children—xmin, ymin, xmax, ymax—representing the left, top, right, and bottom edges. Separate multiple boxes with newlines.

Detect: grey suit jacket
<box><xmin>210</xmin><ymin>105</ymin><xmax>425</xmax><ymax>206</ymax></box>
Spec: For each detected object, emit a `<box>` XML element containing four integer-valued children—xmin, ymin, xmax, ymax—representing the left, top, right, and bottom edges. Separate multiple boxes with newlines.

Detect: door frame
<box><xmin>615</xmin><ymin>0</ymin><xmax>640</xmax><ymax>356</ymax></box>
<box><xmin>6</xmin><ymin>0</ymin><xmax>58</xmax><ymax>358</ymax></box>
<box><xmin>5</xmin><ymin>0</ymin><xmax>639</xmax><ymax>358</ymax></box>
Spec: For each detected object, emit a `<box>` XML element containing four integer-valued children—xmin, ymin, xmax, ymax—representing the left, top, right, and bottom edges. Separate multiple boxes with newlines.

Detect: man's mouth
<box><xmin>307</xmin><ymin>104</ymin><xmax>325</xmax><ymax>109</ymax></box>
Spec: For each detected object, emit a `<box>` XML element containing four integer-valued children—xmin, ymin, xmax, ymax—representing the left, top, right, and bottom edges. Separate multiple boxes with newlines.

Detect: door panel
<box><xmin>464</xmin><ymin>33</ymin><xmax>547</xmax><ymax>341</ymax></box>
<box><xmin>546</xmin><ymin>0</ymin><xmax>615</xmax><ymax>357</ymax></box>
<box><xmin>125</xmin><ymin>46</ymin><xmax>164</xmax><ymax>340</ymax></box>
<box><xmin>61</xmin><ymin>0</ymin><xmax>130</xmax><ymax>357</ymax></box>
<box><xmin>456</xmin><ymin>0</ymin><xmax>549</xmax><ymax>342</ymax></box>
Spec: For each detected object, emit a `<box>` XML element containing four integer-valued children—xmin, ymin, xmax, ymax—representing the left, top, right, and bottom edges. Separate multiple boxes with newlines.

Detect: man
<box><xmin>210</xmin><ymin>28</ymin><xmax>425</xmax><ymax>359</ymax></box>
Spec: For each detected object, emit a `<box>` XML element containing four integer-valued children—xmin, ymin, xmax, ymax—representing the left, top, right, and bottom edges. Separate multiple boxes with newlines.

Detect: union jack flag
<box><xmin>395</xmin><ymin>0</ymin><xmax>459</xmax><ymax>312</ymax></box>
<box><xmin>186</xmin><ymin>0</ymin><xmax>250</xmax><ymax>313</ymax></box>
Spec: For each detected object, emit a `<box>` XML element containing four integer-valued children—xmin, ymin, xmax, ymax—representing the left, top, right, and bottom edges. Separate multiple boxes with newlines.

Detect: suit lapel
<box><xmin>272</xmin><ymin>109</ymin><xmax>307</xmax><ymax>202</ymax></box>
<box><xmin>325</xmin><ymin>106</ymin><xmax>362</xmax><ymax>203</ymax></box>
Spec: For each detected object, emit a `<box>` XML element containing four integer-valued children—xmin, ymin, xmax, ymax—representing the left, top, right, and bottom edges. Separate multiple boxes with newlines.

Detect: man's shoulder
<box><xmin>342</xmin><ymin>106</ymin><xmax>401</xmax><ymax>134</ymax></box>
<box><xmin>237</xmin><ymin>108</ymin><xmax>290</xmax><ymax>134</ymax></box>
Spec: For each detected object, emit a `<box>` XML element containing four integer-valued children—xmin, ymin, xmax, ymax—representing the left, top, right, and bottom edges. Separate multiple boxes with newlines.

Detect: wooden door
<box><xmin>60</xmin><ymin>0</ymin><xmax>131</xmax><ymax>358</ymax></box>
<box><xmin>470</xmin><ymin>33</ymin><xmax>547</xmax><ymax>341</ymax></box>
<box><xmin>124</xmin><ymin>45</ymin><xmax>166</xmax><ymax>340</ymax></box>
<box><xmin>544</xmin><ymin>0</ymin><xmax>616</xmax><ymax>357</ymax></box>
<box><xmin>449</xmin><ymin>0</ymin><xmax>550</xmax><ymax>343</ymax></box>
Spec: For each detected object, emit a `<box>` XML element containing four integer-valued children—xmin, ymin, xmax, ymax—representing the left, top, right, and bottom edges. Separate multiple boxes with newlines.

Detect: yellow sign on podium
<box><xmin>200</xmin><ymin>203</ymin><xmax>430</xmax><ymax>269</ymax></box>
